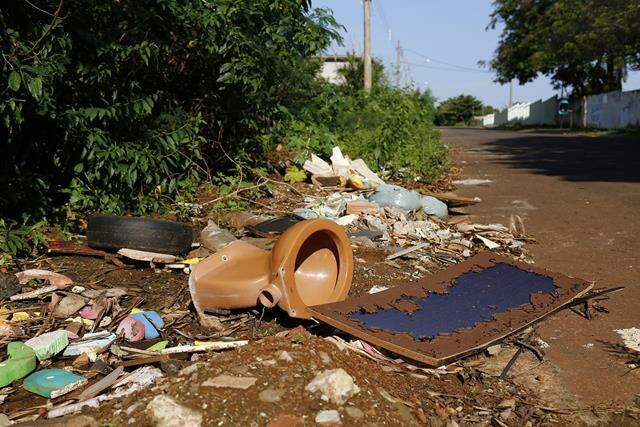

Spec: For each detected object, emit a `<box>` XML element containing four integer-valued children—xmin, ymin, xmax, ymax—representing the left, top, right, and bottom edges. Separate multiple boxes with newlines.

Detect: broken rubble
<box><xmin>305</xmin><ymin>368</ymin><xmax>360</xmax><ymax>405</ymax></box>
<box><xmin>146</xmin><ymin>395</ymin><xmax>203</xmax><ymax>427</ymax></box>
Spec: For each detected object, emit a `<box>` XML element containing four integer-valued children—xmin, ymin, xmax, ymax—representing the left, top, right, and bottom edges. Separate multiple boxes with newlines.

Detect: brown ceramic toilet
<box><xmin>189</xmin><ymin>218</ymin><xmax>353</xmax><ymax>319</ymax></box>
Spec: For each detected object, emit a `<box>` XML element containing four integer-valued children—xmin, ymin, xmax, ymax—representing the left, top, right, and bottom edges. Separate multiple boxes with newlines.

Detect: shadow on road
<box><xmin>479</xmin><ymin>132</ymin><xmax>640</xmax><ymax>183</ymax></box>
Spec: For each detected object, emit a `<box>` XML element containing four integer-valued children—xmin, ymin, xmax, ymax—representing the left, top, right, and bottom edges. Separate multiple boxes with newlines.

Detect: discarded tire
<box><xmin>87</xmin><ymin>215</ymin><xmax>193</xmax><ymax>255</ymax></box>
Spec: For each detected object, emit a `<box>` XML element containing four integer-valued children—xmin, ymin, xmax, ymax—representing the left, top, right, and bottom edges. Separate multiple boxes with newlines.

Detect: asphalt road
<box><xmin>441</xmin><ymin>127</ymin><xmax>640</xmax><ymax>406</ymax></box>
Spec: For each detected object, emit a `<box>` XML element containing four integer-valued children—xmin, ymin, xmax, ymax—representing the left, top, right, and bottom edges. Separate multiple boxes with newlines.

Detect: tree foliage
<box><xmin>1</xmin><ymin>0</ymin><xmax>341</xmax><ymax>221</ymax></box>
<box><xmin>489</xmin><ymin>0</ymin><xmax>640</xmax><ymax>96</ymax></box>
<box><xmin>435</xmin><ymin>95</ymin><xmax>485</xmax><ymax>126</ymax></box>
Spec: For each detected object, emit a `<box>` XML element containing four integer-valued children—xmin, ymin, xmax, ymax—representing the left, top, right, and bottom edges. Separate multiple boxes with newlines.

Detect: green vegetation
<box><xmin>489</xmin><ymin>0</ymin><xmax>640</xmax><ymax>96</ymax></box>
<box><xmin>262</xmin><ymin>56</ymin><xmax>446</xmax><ymax>182</ymax></box>
<box><xmin>1</xmin><ymin>2</ymin><xmax>446</xmax><ymax>259</ymax></box>
<box><xmin>435</xmin><ymin>95</ymin><xmax>494</xmax><ymax>126</ymax></box>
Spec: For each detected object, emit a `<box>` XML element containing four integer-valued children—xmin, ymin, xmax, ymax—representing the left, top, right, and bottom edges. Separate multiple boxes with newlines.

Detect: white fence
<box><xmin>480</xmin><ymin>89</ymin><xmax>640</xmax><ymax>129</ymax></box>
<box><xmin>582</xmin><ymin>89</ymin><xmax>640</xmax><ymax>129</ymax></box>
<box><xmin>481</xmin><ymin>95</ymin><xmax>557</xmax><ymax>127</ymax></box>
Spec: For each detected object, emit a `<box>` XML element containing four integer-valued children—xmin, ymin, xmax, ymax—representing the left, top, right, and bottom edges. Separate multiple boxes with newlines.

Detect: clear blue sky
<box><xmin>313</xmin><ymin>0</ymin><xmax>640</xmax><ymax>108</ymax></box>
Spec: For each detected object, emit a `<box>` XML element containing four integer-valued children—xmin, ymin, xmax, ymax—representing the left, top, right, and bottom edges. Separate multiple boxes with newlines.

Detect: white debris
<box><xmin>146</xmin><ymin>395</ymin><xmax>203</xmax><ymax>427</ymax></box>
<box><xmin>315</xmin><ymin>409</ymin><xmax>341</xmax><ymax>424</ymax></box>
<box><xmin>534</xmin><ymin>338</ymin><xmax>550</xmax><ymax>349</ymax></box>
<box><xmin>615</xmin><ymin>327</ymin><xmax>640</xmax><ymax>352</ymax></box>
<box><xmin>453</xmin><ymin>178</ymin><xmax>494</xmax><ymax>186</ymax></box>
<box><xmin>305</xmin><ymin>368</ymin><xmax>360</xmax><ymax>405</ymax></box>
<box><xmin>368</xmin><ymin>285</ymin><xmax>389</xmax><ymax>294</ymax></box>
<box><xmin>476</xmin><ymin>235</ymin><xmax>500</xmax><ymax>250</ymax></box>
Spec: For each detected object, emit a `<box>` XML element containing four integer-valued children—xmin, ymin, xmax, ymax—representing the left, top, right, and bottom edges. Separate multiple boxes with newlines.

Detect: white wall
<box><xmin>319</xmin><ymin>61</ymin><xmax>347</xmax><ymax>85</ymax></box>
<box><xmin>483</xmin><ymin>95</ymin><xmax>557</xmax><ymax>127</ymax></box>
<box><xmin>585</xmin><ymin>89</ymin><xmax>640</xmax><ymax>129</ymax></box>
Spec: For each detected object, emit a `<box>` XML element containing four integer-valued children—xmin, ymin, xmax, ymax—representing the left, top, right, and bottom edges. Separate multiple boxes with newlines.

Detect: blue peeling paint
<box><xmin>351</xmin><ymin>263</ymin><xmax>558</xmax><ymax>340</ymax></box>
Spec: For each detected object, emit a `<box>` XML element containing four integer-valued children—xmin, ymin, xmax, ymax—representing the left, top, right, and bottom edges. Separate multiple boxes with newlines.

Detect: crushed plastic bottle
<box><xmin>200</xmin><ymin>220</ymin><xmax>237</xmax><ymax>251</ymax></box>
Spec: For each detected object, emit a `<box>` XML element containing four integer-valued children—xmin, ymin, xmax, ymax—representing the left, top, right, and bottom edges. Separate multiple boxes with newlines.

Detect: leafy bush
<box><xmin>1</xmin><ymin>0</ymin><xmax>341</xmax><ymax>222</ymax></box>
<box><xmin>0</xmin><ymin>219</ymin><xmax>47</xmax><ymax>266</ymax></box>
<box><xmin>264</xmin><ymin>60</ymin><xmax>447</xmax><ymax>182</ymax></box>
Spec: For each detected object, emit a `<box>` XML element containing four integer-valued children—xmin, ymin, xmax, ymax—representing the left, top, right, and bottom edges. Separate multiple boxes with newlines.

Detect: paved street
<box><xmin>441</xmin><ymin>127</ymin><xmax>640</xmax><ymax>405</ymax></box>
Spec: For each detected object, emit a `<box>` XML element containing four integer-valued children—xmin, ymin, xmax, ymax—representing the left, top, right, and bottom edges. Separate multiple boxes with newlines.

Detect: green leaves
<box><xmin>8</xmin><ymin>71</ymin><xmax>21</xmax><ymax>92</ymax></box>
<box><xmin>26</xmin><ymin>77</ymin><xmax>43</xmax><ymax>100</ymax></box>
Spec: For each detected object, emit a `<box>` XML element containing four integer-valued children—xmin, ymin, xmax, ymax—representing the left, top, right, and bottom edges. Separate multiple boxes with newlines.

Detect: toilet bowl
<box><xmin>189</xmin><ymin>218</ymin><xmax>353</xmax><ymax>319</ymax></box>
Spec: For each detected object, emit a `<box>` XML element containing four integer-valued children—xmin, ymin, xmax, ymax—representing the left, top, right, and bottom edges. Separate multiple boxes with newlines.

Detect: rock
<box><xmin>278</xmin><ymin>351</ymin><xmax>293</xmax><ymax>362</ymax></box>
<box><xmin>201</xmin><ymin>374</ymin><xmax>257</xmax><ymax>390</ymax></box>
<box><xmin>315</xmin><ymin>410</ymin><xmax>341</xmax><ymax>425</ymax></box>
<box><xmin>0</xmin><ymin>413</ymin><xmax>10</xmax><ymax>427</ymax></box>
<box><xmin>486</xmin><ymin>344</ymin><xmax>502</xmax><ymax>356</ymax></box>
<box><xmin>497</xmin><ymin>398</ymin><xmax>516</xmax><ymax>409</ymax></box>
<box><xmin>0</xmin><ymin>273</ymin><xmax>20</xmax><ymax>300</ymax></box>
<box><xmin>146</xmin><ymin>395</ymin><xmax>202</xmax><ymax>427</ymax></box>
<box><xmin>259</xmin><ymin>388</ymin><xmax>283</xmax><ymax>403</ymax></box>
<box><xmin>305</xmin><ymin>368</ymin><xmax>360</xmax><ymax>405</ymax></box>
<box><xmin>344</xmin><ymin>407</ymin><xmax>364</xmax><ymax>419</ymax></box>
<box><xmin>267</xmin><ymin>414</ymin><xmax>302</xmax><ymax>427</ymax></box>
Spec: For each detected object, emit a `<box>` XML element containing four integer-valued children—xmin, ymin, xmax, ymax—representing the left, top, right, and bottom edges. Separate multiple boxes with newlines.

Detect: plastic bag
<box><xmin>368</xmin><ymin>184</ymin><xmax>423</xmax><ymax>211</ymax></box>
<box><xmin>420</xmin><ymin>196</ymin><xmax>448</xmax><ymax>219</ymax></box>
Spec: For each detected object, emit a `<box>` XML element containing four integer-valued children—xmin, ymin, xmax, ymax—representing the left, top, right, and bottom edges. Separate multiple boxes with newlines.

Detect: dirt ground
<box><xmin>441</xmin><ymin>126</ymin><xmax>640</xmax><ymax>408</ymax></box>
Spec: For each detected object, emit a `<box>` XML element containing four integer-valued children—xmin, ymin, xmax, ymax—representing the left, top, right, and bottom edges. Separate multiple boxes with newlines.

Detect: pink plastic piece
<box><xmin>115</xmin><ymin>316</ymin><xmax>145</xmax><ymax>342</ymax></box>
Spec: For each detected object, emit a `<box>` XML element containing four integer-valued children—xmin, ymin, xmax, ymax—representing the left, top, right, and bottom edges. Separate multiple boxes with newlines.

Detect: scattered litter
<box><xmin>118</xmin><ymin>248</ymin><xmax>177</xmax><ymax>263</ymax></box>
<box><xmin>62</xmin><ymin>332</ymin><xmax>116</xmax><ymax>360</ymax></box>
<box><xmin>0</xmin><ymin>342</ymin><xmax>36</xmax><ymax>387</ymax></box>
<box><xmin>386</xmin><ymin>242</ymin><xmax>429</xmax><ymax>260</ymax></box>
<box><xmin>476</xmin><ymin>235</ymin><xmax>501</xmax><ymax>250</ymax></box>
<box><xmin>15</xmin><ymin>269</ymin><xmax>73</xmax><ymax>286</ymax></box>
<box><xmin>615</xmin><ymin>327</ymin><xmax>640</xmax><ymax>352</ymax></box>
<box><xmin>368</xmin><ymin>285</ymin><xmax>389</xmax><ymax>294</ymax></box>
<box><xmin>25</xmin><ymin>330</ymin><xmax>69</xmax><ymax>361</ymax></box>
<box><xmin>200</xmin><ymin>220</ymin><xmax>237</xmax><ymax>251</ymax></box>
<box><xmin>23</xmin><ymin>368</ymin><xmax>87</xmax><ymax>398</ymax></box>
<box><xmin>305</xmin><ymin>368</ymin><xmax>360</xmax><ymax>405</ymax></box>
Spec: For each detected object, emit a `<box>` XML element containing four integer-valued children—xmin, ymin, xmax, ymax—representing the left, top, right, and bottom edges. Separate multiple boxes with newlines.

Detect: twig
<box><xmin>22</xmin><ymin>0</ymin><xmax>63</xmax><ymax>58</ymax></box>
<box><xmin>515</xmin><ymin>340</ymin><xmax>544</xmax><ymax>361</ymax></box>
<box><xmin>499</xmin><ymin>345</ymin><xmax>524</xmax><ymax>380</ymax></box>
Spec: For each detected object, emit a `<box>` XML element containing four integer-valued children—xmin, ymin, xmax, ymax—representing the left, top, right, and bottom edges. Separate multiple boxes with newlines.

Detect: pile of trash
<box><xmin>0</xmin><ymin>147</ymin><xmax>533</xmax><ymax>423</ymax></box>
<box><xmin>294</xmin><ymin>147</ymin><xmax>528</xmax><ymax>265</ymax></box>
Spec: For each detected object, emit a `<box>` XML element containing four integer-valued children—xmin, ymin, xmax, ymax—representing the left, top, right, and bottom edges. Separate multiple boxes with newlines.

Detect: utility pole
<box><xmin>395</xmin><ymin>39</ymin><xmax>401</xmax><ymax>86</ymax></box>
<box><xmin>508</xmin><ymin>80</ymin><xmax>513</xmax><ymax>107</ymax></box>
<box><xmin>363</xmin><ymin>0</ymin><xmax>372</xmax><ymax>92</ymax></box>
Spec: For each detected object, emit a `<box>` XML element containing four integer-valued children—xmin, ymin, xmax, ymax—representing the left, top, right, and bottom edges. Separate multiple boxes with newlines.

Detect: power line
<box><xmin>404</xmin><ymin>61</ymin><xmax>491</xmax><ymax>74</ymax></box>
<box><xmin>404</xmin><ymin>48</ymin><xmax>491</xmax><ymax>73</ymax></box>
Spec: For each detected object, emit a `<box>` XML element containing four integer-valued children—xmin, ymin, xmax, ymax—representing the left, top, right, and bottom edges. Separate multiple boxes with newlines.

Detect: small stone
<box><xmin>486</xmin><ymin>344</ymin><xmax>502</xmax><ymax>356</ymax></box>
<box><xmin>72</xmin><ymin>353</ymin><xmax>90</xmax><ymax>369</ymax></box>
<box><xmin>267</xmin><ymin>414</ymin><xmax>302</xmax><ymax>427</ymax></box>
<box><xmin>259</xmin><ymin>388</ymin><xmax>283</xmax><ymax>403</ymax></box>
<box><xmin>146</xmin><ymin>395</ymin><xmax>202</xmax><ymax>427</ymax></box>
<box><xmin>318</xmin><ymin>351</ymin><xmax>332</xmax><ymax>365</ymax></box>
<box><xmin>345</xmin><ymin>407</ymin><xmax>364</xmax><ymax>419</ymax></box>
<box><xmin>497</xmin><ymin>398</ymin><xmax>516</xmax><ymax>409</ymax></box>
<box><xmin>261</xmin><ymin>359</ymin><xmax>277</xmax><ymax>367</ymax></box>
<box><xmin>278</xmin><ymin>351</ymin><xmax>293</xmax><ymax>362</ymax></box>
<box><xmin>305</xmin><ymin>368</ymin><xmax>360</xmax><ymax>405</ymax></box>
<box><xmin>201</xmin><ymin>374</ymin><xmax>257</xmax><ymax>390</ymax></box>
<box><xmin>315</xmin><ymin>410</ymin><xmax>341</xmax><ymax>425</ymax></box>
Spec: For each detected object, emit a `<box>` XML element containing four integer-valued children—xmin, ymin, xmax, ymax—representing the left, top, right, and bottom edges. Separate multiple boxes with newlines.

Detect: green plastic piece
<box><xmin>0</xmin><ymin>342</ymin><xmax>37</xmax><ymax>387</ymax></box>
<box><xmin>146</xmin><ymin>340</ymin><xmax>168</xmax><ymax>352</ymax></box>
<box><xmin>23</xmin><ymin>369</ymin><xmax>87</xmax><ymax>398</ymax></box>
<box><xmin>24</xmin><ymin>330</ymin><xmax>69</xmax><ymax>361</ymax></box>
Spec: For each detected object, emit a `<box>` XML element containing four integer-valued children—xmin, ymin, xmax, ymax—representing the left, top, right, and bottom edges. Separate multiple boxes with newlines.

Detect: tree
<box><xmin>435</xmin><ymin>95</ymin><xmax>484</xmax><ymax>126</ymax></box>
<box><xmin>489</xmin><ymin>0</ymin><xmax>640</xmax><ymax>96</ymax></box>
<box><xmin>337</xmin><ymin>54</ymin><xmax>387</xmax><ymax>94</ymax></box>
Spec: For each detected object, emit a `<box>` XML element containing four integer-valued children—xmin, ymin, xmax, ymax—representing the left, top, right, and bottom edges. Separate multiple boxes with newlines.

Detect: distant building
<box><xmin>318</xmin><ymin>55</ymin><xmax>353</xmax><ymax>85</ymax></box>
